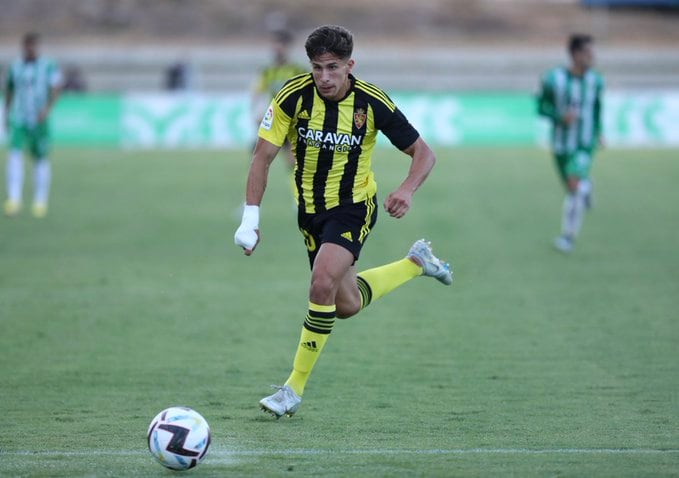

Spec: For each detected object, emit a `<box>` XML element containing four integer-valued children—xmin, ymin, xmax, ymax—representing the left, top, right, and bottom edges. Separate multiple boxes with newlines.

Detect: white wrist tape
<box><xmin>234</xmin><ymin>204</ymin><xmax>260</xmax><ymax>250</ymax></box>
<box><xmin>241</xmin><ymin>204</ymin><xmax>260</xmax><ymax>229</ymax></box>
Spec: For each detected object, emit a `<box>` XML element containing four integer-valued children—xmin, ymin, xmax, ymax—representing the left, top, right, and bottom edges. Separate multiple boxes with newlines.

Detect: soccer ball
<box><xmin>147</xmin><ymin>406</ymin><xmax>211</xmax><ymax>470</ymax></box>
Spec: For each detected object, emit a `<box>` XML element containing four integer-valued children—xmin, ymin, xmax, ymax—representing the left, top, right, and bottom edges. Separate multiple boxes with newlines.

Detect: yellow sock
<box><xmin>357</xmin><ymin>258</ymin><xmax>422</xmax><ymax>309</ymax></box>
<box><xmin>285</xmin><ymin>302</ymin><xmax>335</xmax><ymax>396</ymax></box>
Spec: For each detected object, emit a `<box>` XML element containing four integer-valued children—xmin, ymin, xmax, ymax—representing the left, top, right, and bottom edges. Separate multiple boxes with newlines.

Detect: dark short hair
<box><xmin>568</xmin><ymin>34</ymin><xmax>593</xmax><ymax>55</ymax></box>
<box><xmin>23</xmin><ymin>32</ymin><xmax>40</xmax><ymax>44</ymax></box>
<box><xmin>305</xmin><ymin>25</ymin><xmax>353</xmax><ymax>60</ymax></box>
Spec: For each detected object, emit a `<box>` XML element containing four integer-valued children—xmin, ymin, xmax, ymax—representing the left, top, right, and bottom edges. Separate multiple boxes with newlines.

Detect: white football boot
<box><xmin>407</xmin><ymin>239</ymin><xmax>453</xmax><ymax>286</ymax></box>
<box><xmin>553</xmin><ymin>235</ymin><xmax>574</xmax><ymax>253</ymax></box>
<box><xmin>259</xmin><ymin>385</ymin><xmax>301</xmax><ymax>418</ymax></box>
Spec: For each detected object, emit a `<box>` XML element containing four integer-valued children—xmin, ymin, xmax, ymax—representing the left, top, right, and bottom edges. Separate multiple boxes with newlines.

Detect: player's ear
<box><xmin>346</xmin><ymin>58</ymin><xmax>355</xmax><ymax>72</ymax></box>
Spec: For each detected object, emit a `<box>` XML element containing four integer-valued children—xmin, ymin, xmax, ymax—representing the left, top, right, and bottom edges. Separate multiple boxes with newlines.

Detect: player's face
<box><xmin>273</xmin><ymin>41</ymin><xmax>289</xmax><ymax>63</ymax></box>
<box><xmin>23</xmin><ymin>39</ymin><xmax>38</xmax><ymax>61</ymax></box>
<box><xmin>573</xmin><ymin>43</ymin><xmax>594</xmax><ymax>71</ymax></box>
<box><xmin>311</xmin><ymin>53</ymin><xmax>355</xmax><ymax>102</ymax></box>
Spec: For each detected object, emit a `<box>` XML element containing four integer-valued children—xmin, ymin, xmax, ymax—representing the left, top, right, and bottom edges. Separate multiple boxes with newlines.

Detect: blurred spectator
<box><xmin>62</xmin><ymin>64</ymin><xmax>87</xmax><ymax>92</ymax></box>
<box><xmin>164</xmin><ymin>60</ymin><xmax>194</xmax><ymax>92</ymax></box>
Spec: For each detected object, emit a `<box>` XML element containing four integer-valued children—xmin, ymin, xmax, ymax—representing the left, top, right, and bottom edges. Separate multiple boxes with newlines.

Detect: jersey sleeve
<box><xmin>257</xmin><ymin>99</ymin><xmax>292</xmax><ymax>147</ymax></box>
<box><xmin>369</xmin><ymin>95</ymin><xmax>419</xmax><ymax>151</ymax></box>
<box><xmin>5</xmin><ymin>62</ymin><xmax>15</xmax><ymax>91</ymax></box>
<box><xmin>594</xmin><ymin>74</ymin><xmax>604</xmax><ymax>139</ymax></box>
<box><xmin>48</xmin><ymin>60</ymin><xmax>63</xmax><ymax>88</ymax></box>
<box><xmin>537</xmin><ymin>73</ymin><xmax>559</xmax><ymax>121</ymax></box>
<box><xmin>379</xmin><ymin>107</ymin><xmax>420</xmax><ymax>150</ymax></box>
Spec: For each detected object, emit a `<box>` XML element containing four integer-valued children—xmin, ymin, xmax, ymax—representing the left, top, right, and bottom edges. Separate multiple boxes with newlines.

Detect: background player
<box><xmin>4</xmin><ymin>32</ymin><xmax>62</xmax><ymax>218</ymax></box>
<box><xmin>251</xmin><ymin>29</ymin><xmax>306</xmax><ymax>171</ymax></box>
<box><xmin>538</xmin><ymin>33</ymin><xmax>604</xmax><ymax>253</ymax></box>
<box><xmin>235</xmin><ymin>25</ymin><xmax>452</xmax><ymax>418</ymax></box>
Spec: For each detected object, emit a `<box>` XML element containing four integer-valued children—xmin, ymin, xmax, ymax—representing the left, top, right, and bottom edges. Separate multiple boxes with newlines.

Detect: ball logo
<box><xmin>157</xmin><ymin>424</ymin><xmax>200</xmax><ymax>457</ymax></box>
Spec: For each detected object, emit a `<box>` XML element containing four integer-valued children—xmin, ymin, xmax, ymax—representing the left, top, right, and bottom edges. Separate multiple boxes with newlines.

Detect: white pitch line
<box><xmin>231</xmin><ymin>448</ymin><xmax>679</xmax><ymax>456</ymax></box>
<box><xmin>3</xmin><ymin>448</ymin><xmax>679</xmax><ymax>457</ymax></box>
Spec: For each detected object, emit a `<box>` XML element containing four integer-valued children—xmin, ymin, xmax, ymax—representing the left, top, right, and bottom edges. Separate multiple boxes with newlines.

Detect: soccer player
<box><xmin>234</xmin><ymin>25</ymin><xmax>453</xmax><ymax>418</ymax></box>
<box><xmin>251</xmin><ymin>29</ymin><xmax>307</xmax><ymax>171</ymax></box>
<box><xmin>3</xmin><ymin>32</ymin><xmax>62</xmax><ymax>218</ymax></box>
<box><xmin>538</xmin><ymin>34</ymin><xmax>604</xmax><ymax>253</ymax></box>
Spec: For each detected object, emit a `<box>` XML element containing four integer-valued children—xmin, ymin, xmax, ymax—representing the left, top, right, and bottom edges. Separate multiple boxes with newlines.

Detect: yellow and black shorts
<box><xmin>298</xmin><ymin>195</ymin><xmax>378</xmax><ymax>269</ymax></box>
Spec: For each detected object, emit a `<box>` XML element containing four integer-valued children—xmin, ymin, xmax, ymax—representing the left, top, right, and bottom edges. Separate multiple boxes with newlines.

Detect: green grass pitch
<box><xmin>1</xmin><ymin>146</ymin><xmax>678</xmax><ymax>477</ymax></box>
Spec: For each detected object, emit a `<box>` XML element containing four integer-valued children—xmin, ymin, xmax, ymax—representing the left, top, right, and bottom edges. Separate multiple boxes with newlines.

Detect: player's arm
<box><xmin>234</xmin><ymin>98</ymin><xmax>289</xmax><ymax>255</ymax></box>
<box><xmin>234</xmin><ymin>138</ymin><xmax>281</xmax><ymax>255</ymax></box>
<box><xmin>372</xmin><ymin>94</ymin><xmax>433</xmax><ymax>218</ymax></box>
<box><xmin>594</xmin><ymin>77</ymin><xmax>605</xmax><ymax>147</ymax></box>
<box><xmin>537</xmin><ymin>75</ymin><xmax>559</xmax><ymax>121</ymax></box>
<box><xmin>39</xmin><ymin>63</ymin><xmax>62</xmax><ymax>123</ymax></box>
<box><xmin>537</xmin><ymin>73</ymin><xmax>576</xmax><ymax>126</ymax></box>
<box><xmin>3</xmin><ymin>71</ymin><xmax>13</xmax><ymax>130</ymax></box>
<box><xmin>384</xmin><ymin>137</ymin><xmax>436</xmax><ymax>219</ymax></box>
<box><xmin>39</xmin><ymin>84</ymin><xmax>61</xmax><ymax>122</ymax></box>
<box><xmin>245</xmin><ymin>138</ymin><xmax>281</xmax><ymax>207</ymax></box>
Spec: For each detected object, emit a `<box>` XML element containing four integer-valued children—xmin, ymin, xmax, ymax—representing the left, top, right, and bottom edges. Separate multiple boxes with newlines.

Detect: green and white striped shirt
<box><xmin>538</xmin><ymin>66</ymin><xmax>604</xmax><ymax>155</ymax></box>
<box><xmin>6</xmin><ymin>57</ymin><xmax>62</xmax><ymax>127</ymax></box>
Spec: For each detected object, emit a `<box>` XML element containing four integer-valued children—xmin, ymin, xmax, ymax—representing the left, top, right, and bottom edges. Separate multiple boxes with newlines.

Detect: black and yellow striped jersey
<box><xmin>258</xmin><ymin>73</ymin><xmax>420</xmax><ymax>214</ymax></box>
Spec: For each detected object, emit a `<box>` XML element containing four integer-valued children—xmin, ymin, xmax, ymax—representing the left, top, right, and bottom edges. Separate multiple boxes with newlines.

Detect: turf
<box><xmin>1</xmin><ymin>147</ymin><xmax>678</xmax><ymax>477</ymax></box>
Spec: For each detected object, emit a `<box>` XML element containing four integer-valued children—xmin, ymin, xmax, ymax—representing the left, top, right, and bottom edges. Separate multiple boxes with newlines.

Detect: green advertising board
<box><xmin>0</xmin><ymin>91</ymin><xmax>677</xmax><ymax>149</ymax></box>
<box><xmin>391</xmin><ymin>93</ymin><xmax>538</xmax><ymax>146</ymax></box>
<box><xmin>52</xmin><ymin>94</ymin><xmax>121</xmax><ymax>146</ymax></box>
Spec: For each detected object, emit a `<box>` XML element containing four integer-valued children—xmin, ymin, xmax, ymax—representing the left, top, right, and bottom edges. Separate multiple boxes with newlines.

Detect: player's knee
<box><xmin>567</xmin><ymin>177</ymin><xmax>579</xmax><ymax>193</ymax></box>
<box><xmin>309</xmin><ymin>273</ymin><xmax>337</xmax><ymax>303</ymax></box>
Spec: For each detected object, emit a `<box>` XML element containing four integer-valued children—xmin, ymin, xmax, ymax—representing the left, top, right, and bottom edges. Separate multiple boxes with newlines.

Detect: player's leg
<box><xmin>555</xmin><ymin>176</ymin><xmax>580</xmax><ymax>253</ymax></box>
<box><xmin>4</xmin><ymin>149</ymin><xmax>24</xmax><ymax>215</ymax></box>
<box><xmin>355</xmin><ymin>240</ymin><xmax>452</xmax><ymax>312</ymax></box>
<box><xmin>260</xmin><ymin>242</ymin><xmax>353</xmax><ymax>417</ymax></box>
<box><xmin>554</xmin><ymin>153</ymin><xmax>574</xmax><ymax>251</ymax></box>
<box><xmin>555</xmin><ymin>151</ymin><xmax>592</xmax><ymax>252</ymax></box>
<box><xmin>334</xmin><ymin>197</ymin><xmax>452</xmax><ymax>316</ymax></box>
<box><xmin>334</xmin><ymin>264</ymin><xmax>361</xmax><ymax>318</ymax></box>
<box><xmin>335</xmin><ymin>245</ymin><xmax>453</xmax><ymax>318</ymax></box>
<box><xmin>4</xmin><ymin>125</ymin><xmax>26</xmax><ymax>216</ymax></box>
<box><xmin>580</xmin><ymin>177</ymin><xmax>593</xmax><ymax>210</ymax></box>
<box><xmin>286</xmin><ymin>243</ymin><xmax>353</xmax><ymax>390</ymax></box>
<box><xmin>31</xmin><ymin>123</ymin><xmax>51</xmax><ymax>218</ymax></box>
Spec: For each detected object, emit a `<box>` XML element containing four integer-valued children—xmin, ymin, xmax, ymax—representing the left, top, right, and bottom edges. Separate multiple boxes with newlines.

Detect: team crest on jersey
<box><xmin>353</xmin><ymin>108</ymin><xmax>367</xmax><ymax>129</ymax></box>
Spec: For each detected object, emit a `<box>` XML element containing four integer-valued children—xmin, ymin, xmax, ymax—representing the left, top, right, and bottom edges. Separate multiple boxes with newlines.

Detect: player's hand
<box><xmin>384</xmin><ymin>189</ymin><xmax>413</xmax><ymax>219</ymax></box>
<box><xmin>234</xmin><ymin>204</ymin><xmax>261</xmax><ymax>256</ymax></box>
<box><xmin>562</xmin><ymin>108</ymin><xmax>578</xmax><ymax>126</ymax></box>
<box><xmin>37</xmin><ymin>108</ymin><xmax>49</xmax><ymax>124</ymax></box>
<box><xmin>234</xmin><ymin>226</ymin><xmax>260</xmax><ymax>255</ymax></box>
